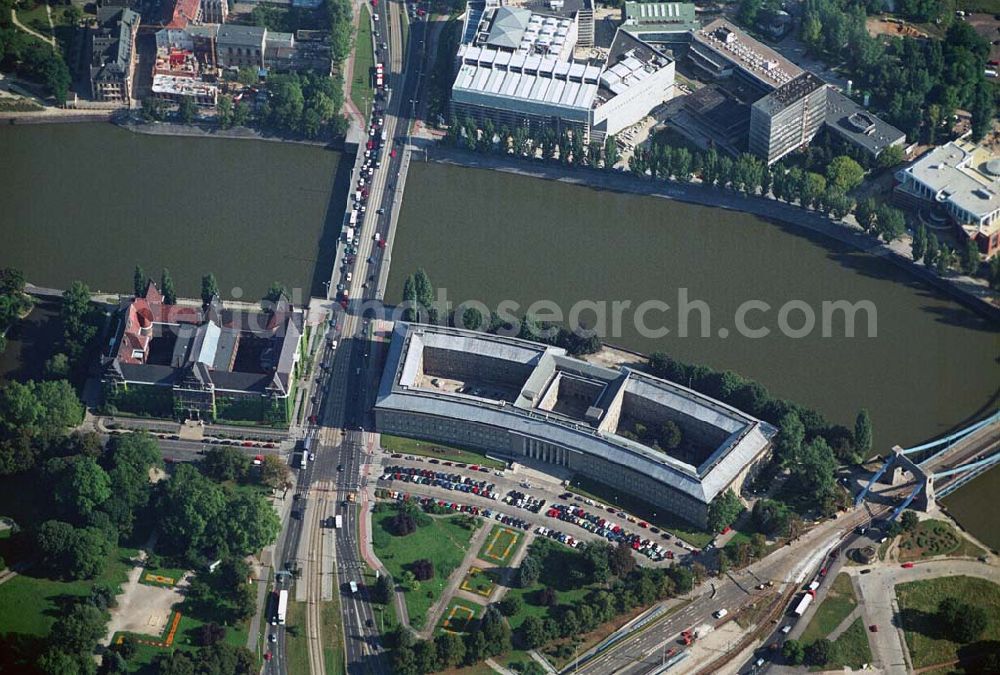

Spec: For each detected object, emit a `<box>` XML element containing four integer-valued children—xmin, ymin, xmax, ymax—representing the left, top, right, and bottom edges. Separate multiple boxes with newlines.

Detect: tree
<box><xmin>133</xmin><ymin>265</ymin><xmax>147</xmax><ymax>297</ymax></box>
<box><xmin>177</xmin><ymin>97</ymin><xmax>197</xmax><ymax>125</ymax></box>
<box><xmin>411</xmin><ymin>558</ymin><xmax>434</xmax><ymax>581</ymax></box>
<box><xmin>43</xmin><ymin>353</ymin><xmax>71</xmax><ymax>380</ymax></box>
<box><xmin>783</xmin><ymin>638</ymin><xmax>805</xmax><ymax>665</ymax></box>
<box><xmin>217</xmin><ymin>95</ymin><xmax>234</xmax><ymax>129</ymax></box>
<box><xmin>961</xmin><ymin>238</ymin><xmax>980</xmax><ymax>275</ymax></box>
<box><xmin>875</xmin><ymin>205</ymin><xmax>906</xmax><ymax>242</ymax></box>
<box><xmin>201</xmin><ymin>274</ymin><xmax>219</xmax><ymax>305</ymax></box>
<box><xmin>536</xmin><ymin>586</ymin><xmax>557</xmax><ymax>606</ymax></box>
<box><xmin>372</xmin><ymin>573</ymin><xmax>393</xmax><ymax>604</ymax></box>
<box><xmin>224</xmin><ymin>491</ymin><xmax>281</xmax><ymax>556</ymax></box>
<box><xmin>609</xmin><ymin>539</ymin><xmax>636</xmax><ymax>578</ymax></box>
<box><xmin>390</xmin><ymin>511</ymin><xmax>416</xmax><ymax>536</ymax></box>
<box><xmin>856</xmin><ymin>197</ymin><xmax>878</xmax><ymax>232</ymax></box>
<box><xmin>160</xmin><ymin>269</ymin><xmax>177</xmax><ymax>304</ymax></box>
<box><xmin>925</xmin><ymin>233</ymin><xmax>940</xmax><ymax>268</ymax></box>
<box><xmin>518</xmin><ymin>554</ymin><xmax>541</xmax><ymax>588</ymax></box>
<box><xmin>791</xmin><ymin>437</ymin><xmax>837</xmax><ymax>498</ymax></box>
<box><xmin>435</xmin><ymin>632</ymin><xmax>466</xmax><ymax>668</ymax></box>
<box><xmin>263</xmin><ymin>282</ymin><xmax>288</xmax><ymax>308</ymax></box>
<box><xmin>51</xmin><ymin>601</ymin><xmax>107</xmax><ymax>655</ymax></box>
<box><xmin>0</xmin><ymin>267</ymin><xmax>26</xmax><ymax>296</ymax></box>
<box><xmin>603</xmin><ymin>134</ymin><xmax>619</xmax><ymax>168</ymax></box>
<box><xmin>195</xmin><ymin>622</ymin><xmax>226</xmax><ymax>647</ymax></box>
<box><xmin>259</xmin><ymin>454</ymin><xmax>292</xmax><ymax>490</ymax></box>
<box><xmin>801</xmin><ymin>172</ymin><xmax>827</xmax><ymax>208</ymax></box>
<box><xmin>752</xmin><ymin>499</ymin><xmax>792</xmax><ymax>538</ymax></box>
<box><xmin>56</xmin><ymin>456</ymin><xmax>111</xmax><ymax>520</ymax></box>
<box><xmin>462</xmin><ymin>306</ymin><xmax>483</xmax><ymax>330</ymax></box>
<box><xmin>877</xmin><ymin>144</ymin><xmax>905</xmax><ymax>170</ymax></box>
<box><xmin>142</xmin><ymin>97</ymin><xmax>166</xmax><ymax>122</ymax></box>
<box><xmin>157</xmin><ymin>464</ymin><xmax>227</xmax><ymax>557</ymax></box>
<box><xmin>498</xmin><ymin>593</ymin><xmax>523</xmax><ymax>616</ymax></box>
<box><xmin>201</xmin><ymin>447</ymin><xmax>251</xmax><ymax>482</ymax></box>
<box><xmin>826</xmin><ymin>155</ymin><xmax>865</xmax><ymax>192</ymax></box>
<box><xmin>971</xmin><ymin>79</ymin><xmax>995</xmax><ymax>142</ymax></box>
<box><xmin>233</xmin><ymin>101</ymin><xmax>251</xmax><ymax>128</ymax></box>
<box><xmin>581</xmin><ymin>541</ymin><xmax>610</xmax><ymax>584</ymax></box>
<box><xmin>116</xmin><ymin>634</ymin><xmax>139</xmax><ymax>659</ymax></box>
<box><xmin>805</xmin><ymin>638</ymin><xmax>832</xmax><ymax>666</ymax></box>
<box><xmin>900</xmin><ymin>510</ymin><xmax>920</xmax><ymax>532</ymax></box>
<box><xmin>854</xmin><ymin>409</ymin><xmax>872</xmax><ymax>459</ymax></box>
<box><xmin>707</xmin><ymin>490</ymin><xmax>743</xmax><ymax>533</ymax></box>
<box><xmin>911</xmin><ymin>223</ymin><xmax>928</xmax><ymax>262</ymax></box>
<box><xmin>520</xmin><ymin>615</ymin><xmax>546</xmax><ymax>648</ymax></box>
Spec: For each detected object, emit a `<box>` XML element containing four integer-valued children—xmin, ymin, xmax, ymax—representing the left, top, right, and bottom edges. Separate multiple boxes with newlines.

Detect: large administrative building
<box><xmin>451</xmin><ymin>0</ymin><xmax>675</xmax><ymax>142</ymax></box>
<box><xmin>375</xmin><ymin>324</ymin><xmax>775</xmax><ymax>527</ymax></box>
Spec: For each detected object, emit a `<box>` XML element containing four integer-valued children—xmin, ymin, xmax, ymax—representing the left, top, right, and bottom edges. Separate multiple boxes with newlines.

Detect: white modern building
<box><xmin>451</xmin><ymin>27</ymin><xmax>674</xmax><ymax>142</ymax></box>
<box><xmin>375</xmin><ymin>324</ymin><xmax>775</xmax><ymax>527</ymax></box>
<box><xmin>895</xmin><ymin>140</ymin><xmax>1000</xmax><ymax>256</ymax></box>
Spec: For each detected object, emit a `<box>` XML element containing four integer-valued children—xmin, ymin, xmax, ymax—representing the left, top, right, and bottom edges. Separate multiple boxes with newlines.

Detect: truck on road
<box><xmin>793</xmin><ymin>592</ymin><xmax>813</xmax><ymax>617</ymax></box>
<box><xmin>276</xmin><ymin>589</ymin><xmax>288</xmax><ymax>625</ymax></box>
<box><xmin>335</xmin><ymin>515</ymin><xmax>343</xmax><ymax>529</ymax></box>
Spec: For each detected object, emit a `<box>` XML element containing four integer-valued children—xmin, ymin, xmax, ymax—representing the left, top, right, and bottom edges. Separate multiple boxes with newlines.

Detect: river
<box><xmin>0</xmin><ymin>124</ymin><xmax>997</xmax><ymax>546</ymax></box>
<box><xmin>387</xmin><ymin>162</ymin><xmax>999</xmax><ymax>545</ymax></box>
<box><xmin>0</xmin><ymin>123</ymin><xmax>350</xmax><ymax>299</ymax></box>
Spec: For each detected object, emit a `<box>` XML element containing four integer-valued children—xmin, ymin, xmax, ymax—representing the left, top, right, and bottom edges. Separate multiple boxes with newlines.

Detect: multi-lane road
<box><xmin>263</xmin><ymin>1</ymin><xmax>432</xmax><ymax>672</ymax></box>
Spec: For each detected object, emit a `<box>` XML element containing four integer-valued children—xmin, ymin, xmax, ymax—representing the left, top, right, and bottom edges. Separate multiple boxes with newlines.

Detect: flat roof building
<box><xmin>749</xmin><ymin>72</ymin><xmax>827</xmax><ymax>165</ymax></box>
<box><xmin>620</xmin><ymin>2</ymin><xmax>697</xmax><ymax>49</ymax></box>
<box><xmin>689</xmin><ymin>19</ymin><xmax>801</xmax><ymax>99</ymax></box>
<box><xmin>895</xmin><ymin>140</ymin><xmax>1000</xmax><ymax>256</ymax></box>
<box><xmin>375</xmin><ymin>323</ymin><xmax>774</xmax><ymax>527</ymax></box>
<box><xmin>824</xmin><ymin>89</ymin><xmax>906</xmax><ymax>159</ymax></box>
<box><xmin>452</xmin><ymin>27</ymin><xmax>673</xmax><ymax>142</ymax></box>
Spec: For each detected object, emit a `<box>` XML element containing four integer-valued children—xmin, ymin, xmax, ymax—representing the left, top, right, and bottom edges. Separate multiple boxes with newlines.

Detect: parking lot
<box><xmin>376</xmin><ymin>455</ymin><xmax>701</xmax><ymax>567</ymax></box>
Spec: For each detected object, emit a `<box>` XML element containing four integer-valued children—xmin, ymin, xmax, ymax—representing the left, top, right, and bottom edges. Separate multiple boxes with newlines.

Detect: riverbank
<box><xmin>421</xmin><ymin>143</ymin><xmax>1000</xmax><ymax>323</ymax></box>
<box><xmin>115</xmin><ymin>119</ymin><xmax>352</xmax><ymax>151</ymax></box>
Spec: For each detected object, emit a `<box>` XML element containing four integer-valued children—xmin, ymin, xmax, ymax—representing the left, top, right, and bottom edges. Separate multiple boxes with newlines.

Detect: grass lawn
<box><xmin>477</xmin><ymin>525</ymin><xmax>523</xmax><ymax>566</ymax></box>
<box><xmin>350</xmin><ymin>6</ymin><xmax>375</xmax><ymax>122</ymax></box>
<box><xmin>567</xmin><ymin>475</ymin><xmax>712</xmax><ymax>548</ymax></box>
<box><xmin>15</xmin><ymin>2</ymin><xmax>52</xmax><ymax>38</ymax></box>
<box><xmin>0</xmin><ymin>544</ymin><xmax>134</xmax><ymax>637</ymax></box>
<box><xmin>809</xmin><ymin>617</ymin><xmax>873</xmax><ymax>671</ymax></box>
<box><xmin>897</xmin><ymin>519</ymin><xmax>985</xmax><ymax>562</ymax></box>
<box><xmin>321</xmin><ymin>600</ymin><xmax>346</xmax><ymax>675</ymax></box>
<box><xmin>504</xmin><ymin>539</ymin><xmax>593</xmax><ymax>632</ymax></box>
<box><xmin>138</xmin><ymin>562</ymin><xmax>188</xmax><ymax>588</ymax></box>
<box><xmin>459</xmin><ymin>566</ymin><xmax>497</xmax><ymax>598</ymax></box>
<box><xmin>957</xmin><ymin>0</ymin><xmax>1000</xmax><ymax>12</ymax></box>
<box><xmin>371</xmin><ymin>508</ymin><xmax>481</xmax><ymax>629</ymax></box>
<box><xmin>286</xmin><ymin>600</ymin><xmax>310</xmax><ymax>675</ymax></box>
<box><xmin>380</xmin><ymin>434</ymin><xmax>507</xmax><ymax>469</ymax></box>
<box><xmin>437</xmin><ymin>598</ymin><xmax>483</xmax><ymax>635</ymax></box>
<box><xmin>800</xmin><ymin>573</ymin><xmax>858</xmax><ymax>644</ymax></box>
<box><xmin>897</xmin><ymin>575</ymin><xmax>1000</xmax><ymax>669</ymax></box>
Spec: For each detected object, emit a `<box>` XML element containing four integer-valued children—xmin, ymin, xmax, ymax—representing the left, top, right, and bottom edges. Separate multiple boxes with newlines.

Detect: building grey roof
<box><xmin>899</xmin><ymin>141</ymin><xmax>1000</xmax><ymax>220</ymax></box>
<box><xmin>752</xmin><ymin>71</ymin><xmax>826</xmax><ymax>116</ymax></box>
<box><xmin>486</xmin><ymin>6</ymin><xmax>532</xmax><ymax>49</ymax></box>
<box><xmin>377</xmin><ymin>323</ymin><xmax>775</xmax><ymax>504</ymax></box>
<box><xmin>217</xmin><ymin>24</ymin><xmax>266</xmax><ymax>47</ymax></box>
<box><xmin>691</xmin><ymin>18</ymin><xmax>801</xmax><ymax>90</ymax></box>
<box><xmin>824</xmin><ymin>89</ymin><xmax>905</xmax><ymax>156</ymax></box>
<box><xmin>118</xmin><ymin>362</ymin><xmax>176</xmax><ymax>386</ymax></box>
<box><xmin>90</xmin><ymin>7</ymin><xmax>139</xmax><ymax>82</ymax></box>
<box><xmin>185</xmin><ymin>24</ymin><xmax>219</xmax><ymax>39</ymax></box>
<box><xmin>273</xmin><ymin>316</ymin><xmax>301</xmax><ymax>387</ymax></box>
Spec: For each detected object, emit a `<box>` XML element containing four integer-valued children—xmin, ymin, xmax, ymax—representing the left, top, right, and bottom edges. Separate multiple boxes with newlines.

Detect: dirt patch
<box><xmin>866</xmin><ymin>16</ymin><xmax>931</xmax><ymax>39</ymax></box>
<box><xmin>105</xmin><ymin>563</ymin><xmax>189</xmax><ymax>643</ymax></box>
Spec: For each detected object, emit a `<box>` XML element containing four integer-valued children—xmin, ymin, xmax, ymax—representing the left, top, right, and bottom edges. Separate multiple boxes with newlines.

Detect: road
<box><xmin>263</xmin><ymin>0</ymin><xmax>433</xmax><ymax>672</ymax></box>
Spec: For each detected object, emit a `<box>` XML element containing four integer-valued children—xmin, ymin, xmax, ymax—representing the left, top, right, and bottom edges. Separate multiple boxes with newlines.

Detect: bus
<box><xmin>276</xmin><ymin>589</ymin><xmax>289</xmax><ymax>625</ymax></box>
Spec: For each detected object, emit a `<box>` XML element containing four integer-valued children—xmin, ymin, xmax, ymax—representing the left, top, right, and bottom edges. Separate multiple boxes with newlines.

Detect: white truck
<box><xmin>345</xmin><ymin>226</ymin><xmax>355</xmax><ymax>242</ymax></box>
<box><xmin>793</xmin><ymin>593</ymin><xmax>814</xmax><ymax>617</ymax></box>
<box><xmin>335</xmin><ymin>514</ymin><xmax>343</xmax><ymax>529</ymax></box>
<box><xmin>276</xmin><ymin>589</ymin><xmax>288</xmax><ymax>625</ymax></box>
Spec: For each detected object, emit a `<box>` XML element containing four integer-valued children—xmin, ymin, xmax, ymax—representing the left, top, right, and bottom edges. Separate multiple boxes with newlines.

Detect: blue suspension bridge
<box><xmin>854</xmin><ymin>410</ymin><xmax>1000</xmax><ymax>521</ymax></box>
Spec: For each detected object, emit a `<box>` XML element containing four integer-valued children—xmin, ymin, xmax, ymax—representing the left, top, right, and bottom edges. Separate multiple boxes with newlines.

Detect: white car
<box><xmin>781</xmin><ymin>625</ymin><xmax>792</xmax><ymax>634</ymax></box>
<box><xmin>713</xmin><ymin>609</ymin><xmax>728</xmax><ymax>619</ymax></box>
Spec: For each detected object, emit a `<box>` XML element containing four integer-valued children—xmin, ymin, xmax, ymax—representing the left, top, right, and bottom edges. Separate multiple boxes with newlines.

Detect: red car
<box><xmin>902</xmin><ymin>562</ymin><xmax>914</xmax><ymax>569</ymax></box>
<box><xmin>390</xmin><ymin>149</ymin><xmax>397</xmax><ymax>158</ymax></box>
